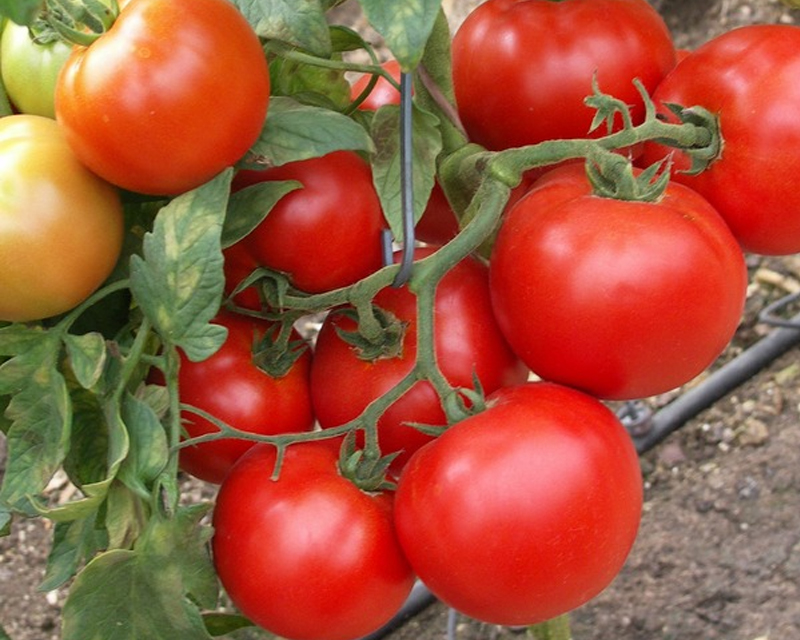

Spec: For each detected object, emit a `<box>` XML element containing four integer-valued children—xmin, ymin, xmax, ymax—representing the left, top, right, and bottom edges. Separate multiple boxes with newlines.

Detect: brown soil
<box><xmin>2</xmin><ymin>2</ymin><xmax>800</xmax><ymax>640</ymax></box>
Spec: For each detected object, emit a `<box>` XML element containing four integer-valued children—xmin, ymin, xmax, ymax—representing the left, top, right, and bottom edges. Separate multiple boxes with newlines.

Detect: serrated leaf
<box><xmin>129</xmin><ymin>172</ymin><xmax>231</xmax><ymax>363</ymax></box>
<box><xmin>64</xmin><ymin>332</ymin><xmax>108</xmax><ymax>390</ymax></box>
<box><xmin>360</xmin><ymin>0</ymin><xmax>441</xmax><ymax>70</ymax></box>
<box><xmin>62</xmin><ymin>506</ymin><xmax>217</xmax><ymax>640</ymax></box>
<box><xmin>245</xmin><ymin>97</ymin><xmax>374</xmax><ymax>169</ymax></box>
<box><xmin>370</xmin><ymin>103</ymin><xmax>442</xmax><ymax>243</ymax></box>
<box><xmin>117</xmin><ymin>393</ymin><xmax>169</xmax><ymax>497</ymax></box>
<box><xmin>223</xmin><ymin>180</ymin><xmax>303</xmax><ymax>247</ymax></box>
<box><xmin>0</xmin><ymin>338</ymin><xmax>70</xmax><ymax>515</ymax></box>
<box><xmin>203</xmin><ymin>613</ymin><xmax>254</xmax><ymax>637</ymax></box>
<box><xmin>0</xmin><ymin>323</ymin><xmax>46</xmax><ymax>358</ymax></box>
<box><xmin>236</xmin><ymin>0</ymin><xmax>330</xmax><ymax>57</ymax></box>
<box><xmin>39</xmin><ymin>517</ymin><xmax>106</xmax><ymax>592</ymax></box>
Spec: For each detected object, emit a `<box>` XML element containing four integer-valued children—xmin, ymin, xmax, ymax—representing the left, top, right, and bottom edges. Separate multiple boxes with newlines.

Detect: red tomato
<box><xmin>641</xmin><ymin>25</ymin><xmax>800</xmax><ymax>255</ymax></box>
<box><xmin>489</xmin><ymin>163</ymin><xmax>747</xmax><ymax>400</ymax></box>
<box><xmin>350</xmin><ymin>59</ymin><xmax>402</xmax><ymax>110</ymax></box>
<box><xmin>212</xmin><ymin>441</ymin><xmax>415</xmax><ymax>640</ymax></box>
<box><xmin>452</xmin><ymin>0</ymin><xmax>676</xmax><ymax>150</ymax></box>
<box><xmin>152</xmin><ymin>310</ymin><xmax>314</xmax><ymax>484</ymax></box>
<box><xmin>394</xmin><ymin>381</ymin><xmax>643</xmax><ymax>625</ymax></box>
<box><xmin>55</xmin><ymin>0</ymin><xmax>270</xmax><ymax>195</ymax></box>
<box><xmin>233</xmin><ymin>151</ymin><xmax>387</xmax><ymax>293</ymax></box>
<box><xmin>222</xmin><ymin>240</ymin><xmax>262</xmax><ymax>311</ymax></box>
<box><xmin>311</xmin><ymin>247</ymin><xmax>529</xmax><ymax>473</ymax></box>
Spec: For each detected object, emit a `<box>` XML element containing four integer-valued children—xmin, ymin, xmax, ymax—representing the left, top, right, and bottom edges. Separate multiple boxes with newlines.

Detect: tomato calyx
<box><xmin>332</xmin><ymin>305</ymin><xmax>407</xmax><ymax>361</ymax></box>
<box><xmin>251</xmin><ymin>321</ymin><xmax>309</xmax><ymax>378</ymax></box>
<box><xmin>338</xmin><ymin>432</ymin><xmax>399</xmax><ymax>492</ymax></box>
<box><xmin>586</xmin><ymin>150</ymin><xmax>670</xmax><ymax>202</ymax></box>
<box><xmin>44</xmin><ymin>0</ymin><xmax>119</xmax><ymax>47</ymax></box>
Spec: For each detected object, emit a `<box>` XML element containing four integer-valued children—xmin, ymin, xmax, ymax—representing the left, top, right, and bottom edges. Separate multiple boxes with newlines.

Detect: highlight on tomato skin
<box><xmin>394</xmin><ymin>381</ymin><xmax>644</xmax><ymax>627</ymax></box>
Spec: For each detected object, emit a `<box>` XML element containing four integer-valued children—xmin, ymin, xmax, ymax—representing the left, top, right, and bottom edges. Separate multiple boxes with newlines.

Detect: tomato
<box><xmin>152</xmin><ymin>310</ymin><xmax>314</xmax><ymax>484</ymax></box>
<box><xmin>350</xmin><ymin>59</ymin><xmax>402</xmax><ymax>110</ymax></box>
<box><xmin>212</xmin><ymin>441</ymin><xmax>415</xmax><ymax>640</ymax></box>
<box><xmin>232</xmin><ymin>150</ymin><xmax>387</xmax><ymax>293</ymax></box>
<box><xmin>451</xmin><ymin>0</ymin><xmax>676</xmax><ymax>150</ymax></box>
<box><xmin>394</xmin><ymin>381</ymin><xmax>643</xmax><ymax>625</ymax></box>
<box><xmin>489</xmin><ymin>163</ymin><xmax>747</xmax><ymax>400</ymax></box>
<box><xmin>0</xmin><ymin>114</ymin><xmax>123</xmax><ymax>322</ymax></box>
<box><xmin>1</xmin><ymin>21</ymin><xmax>72</xmax><ymax>119</ymax></box>
<box><xmin>55</xmin><ymin>0</ymin><xmax>270</xmax><ymax>196</ymax></box>
<box><xmin>311</xmin><ymin>247</ymin><xmax>529</xmax><ymax>473</ymax></box>
<box><xmin>641</xmin><ymin>25</ymin><xmax>800</xmax><ymax>255</ymax></box>
<box><xmin>222</xmin><ymin>240</ymin><xmax>262</xmax><ymax>312</ymax></box>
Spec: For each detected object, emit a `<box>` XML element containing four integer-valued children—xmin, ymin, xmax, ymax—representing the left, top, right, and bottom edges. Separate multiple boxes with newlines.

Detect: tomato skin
<box><xmin>233</xmin><ymin>151</ymin><xmax>387</xmax><ymax>293</ymax></box>
<box><xmin>311</xmin><ymin>247</ymin><xmax>529</xmax><ymax>472</ymax></box>
<box><xmin>452</xmin><ymin>0</ymin><xmax>675</xmax><ymax>150</ymax></box>
<box><xmin>55</xmin><ymin>0</ymin><xmax>270</xmax><ymax>196</ymax></box>
<box><xmin>1</xmin><ymin>21</ymin><xmax>72</xmax><ymax>119</ymax></box>
<box><xmin>489</xmin><ymin>163</ymin><xmax>747</xmax><ymax>400</ymax></box>
<box><xmin>350</xmin><ymin>59</ymin><xmax>402</xmax><ymax>110</ymax></box>
<box><xmin>0</xmin><ymin>114</ymin><xmax>124</xmax><ymax>322</ymax></box>
<box><xmin>212</xmin><ymin>441</ymin><xmax>415</xmax><ymax>640</ymax></box>
<box><xmin>641</xmin><ymin>25</ymin><xmax>800</xmax><ymax>255</ymax></box>
<box><xmin>394</xmin><ymin>381</ymin><xmax>643</xmax><ymax>625</ymax></box>
<box><xmin>157</xmin><ymin>310</ymin><xmax>314</xmax><ymax>484</ymax></box>
<box><xmin>222</xmin><ymin>240</ymin><xmax>262</xmax><ymax>311</ymax></box>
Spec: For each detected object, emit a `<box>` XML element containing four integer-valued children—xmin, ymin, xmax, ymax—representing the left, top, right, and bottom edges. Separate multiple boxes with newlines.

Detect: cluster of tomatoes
<box><xmin>4</xmin><ymin>0</ymin><xmax>800</xmax><ymax>638</ymax></box>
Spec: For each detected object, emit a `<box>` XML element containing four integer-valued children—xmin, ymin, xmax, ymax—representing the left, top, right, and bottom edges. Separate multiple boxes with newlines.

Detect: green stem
<box><xmin>530</xmin><ymin>614</ymin><xmax>572</xmax><ymax>640</ymax></box>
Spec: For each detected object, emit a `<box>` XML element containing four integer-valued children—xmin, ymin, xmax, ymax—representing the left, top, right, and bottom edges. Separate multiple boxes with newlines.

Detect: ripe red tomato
<box><xmin>394</xmin><ymin>381</ymin><xmax>643</xmax><ymax>626</ymax></box>
<box><xmin>0</xmin><ymin>114</ymin><xmax>124</xmax><ymax>322</ymax></box>
<box><xmin>55</xmin><ymin>0</ymin><xmax>270</xmax><ymax>196</ymax></box>
<box><xmin>222</xmin><ymin>240</ymin><xmax>262</xmax><ymax>311</ymax></box>
<box><xmin>350</xmin><ymin>59</ymin><xmax>402</xmax><ymax>110</ymax></box>
<box><xmin>212</xmin><ymin>441</ymin><xmax>415</xmax><ymax>640</ymax></box>
<box><xmin>489</xmin><ymin>163</ymin><xmax>748</xmax><ymax>400</ymax></box>
<box><xmin>232</xmin><ymin>150</ymin><xmax>387</xmax><ymax>293</ymax></box>
<box><xmin>311</xmin><ymin>247</ymin><xmax>529</xmax><ymax>473</ymax></box>
<box><xmin>451</xmin><ymin>0</ymin><xmax>676</xmax><ymax>150</ymax></box>
<box><xmin>152</xmin><ymin>310</ymin><xmax>314</xmax><ymax>484</ymax></box>
<box><xmin>641</xmin><ymin>25</ymin><xmax>800</xmax><ymax>255</ymax></box>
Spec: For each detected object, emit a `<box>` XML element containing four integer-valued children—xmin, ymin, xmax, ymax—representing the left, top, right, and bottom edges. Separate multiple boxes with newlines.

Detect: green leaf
<box><xmin>0</xmin><ymin>620</ymin><xmax>11</xmax><ymax>640</ymax></box>
<box><xmin>370</xmin><ymin>103</ymin><xmax>442</xmax><ymax>243</ymax></box>
<box><xmin>40</xmin><ymin>516</ymin><xmax>106</xmax><ymax>592</ymax></box>
<box><xmin>235</xmin><ymin>0</ymin><xmax>330</xmax><ymax>57</ymax></box>
<box><xmin>62</xmin><ymin>506</ymin><xmax>217</xmax><ymax>640</ymax></box>
<box><xmin>104</xmin><ymin>481</ymin><xmax>147</xmax><ymax>550</ymax></box>
<box><xmin>0</xmin><ymin>0</ymin><xmax>40</xmax><ymax>26</ymax></box>
<box><xmin>245</xmin><ymin>96</ymin><xmax>374</xmax><ymax>169</ymax></box>
<box><xmin>223</xmin><ymin>180</ymin><xmax>302</xmax><ymax>247</ymax></box>
<box><xmin>0</xmin><ymin>336</ymin><xmax>70</xmax><ymax>515</ymax></box>
<box><xmin>64</xmin><ymin>332</ymin><xmax>108</xmax><ymax>390</ymax></box>
<box><xmin>117</xmin><ymin>392</ymin><xmax>169</xmax><ymax>497</ymax></box>
<box><xmin>129</xmin><ymin>172</ymin><xmax>232</xmax><ymax>362</ymax></box>
<box><xmin>0</xmin><ymin>505</ymin><xmax>10</xmax><ymax>537</ymax></box>
<box><xmin>269</xmin><ymin>53</ymin><xmax>352</xmax><ymax>111</ymax></box>
<box><xmin>203</xmin><ymin>613</ymin><xmax>254</xmax><ymax>637</ymax></box>
<box><xmin>360</xmin><ymin>0</ymin><xmax>442</xmax><ymax>70</ymax></box>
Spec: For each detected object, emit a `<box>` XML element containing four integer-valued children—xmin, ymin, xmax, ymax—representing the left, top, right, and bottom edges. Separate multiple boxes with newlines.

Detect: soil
<box><xmin>2</xmin><ymin>2</ymin><xmax>800</xmax><ymax>640</ymax></box>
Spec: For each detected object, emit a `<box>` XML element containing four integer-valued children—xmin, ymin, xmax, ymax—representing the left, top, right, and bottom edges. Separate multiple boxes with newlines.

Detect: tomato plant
<box><xmin>212</xmin><ymin>441</ymin><xmax>415</xmax><ymax>640</ymax></box>
<box><xmin>232</xmin><ymin>150</ymin><xmax>387</xmax><ymax>293</ymax></box>
<box><xmin>149</xmin><ymin>310</ymin><xmax>315</xmax><ymax>484</ymax></box>
<box><xmin>0</xmin><ymin>19</ymin><xmax>72</xmax><ymax>118</ymax></box>
<box><xmin>54</xmin><ymin>0</ymin><xmax>270</xmax><ymax>196</ymax></box>
<box><xmin>641</xmin><ymin>24</ymin><xmax>800</xmax><ymax>255</ymax></box>
<box><xmin>490</xmin><ymin>162</ymin><xmax>748</xmax><ymax>400</ymax></box>
<box><xmin>451</xmin><ymin>0</ymin><xmax>676</xmax><ymax>150</ymax></box>
<box><xmin>0</xmin><ymin>114</ymin><xmax>124</xmax><ymax>322</ymax></box>
<box><xmin>311</xmin><ymin>246</ymin><xmax>529</xmax><ymax>472</ymax></box>
<box><xmin>395</xmin><ymin>381</ymin><xmax>643</xmax><ymax>625</ymax></box>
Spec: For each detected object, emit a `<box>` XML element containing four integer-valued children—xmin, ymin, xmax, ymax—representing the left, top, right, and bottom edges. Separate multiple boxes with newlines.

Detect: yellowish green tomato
<box><xmin>1</xmin><ymin>21</ymin><xmax>73</xmax><ymax>119</ymax></box>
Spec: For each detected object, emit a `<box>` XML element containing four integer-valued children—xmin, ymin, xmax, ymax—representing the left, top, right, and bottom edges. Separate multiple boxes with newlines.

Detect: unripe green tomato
<box><xmin>1</xmin><ymin>21</ymin><xmax>72</xmax><ymax>119</ymax></box>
